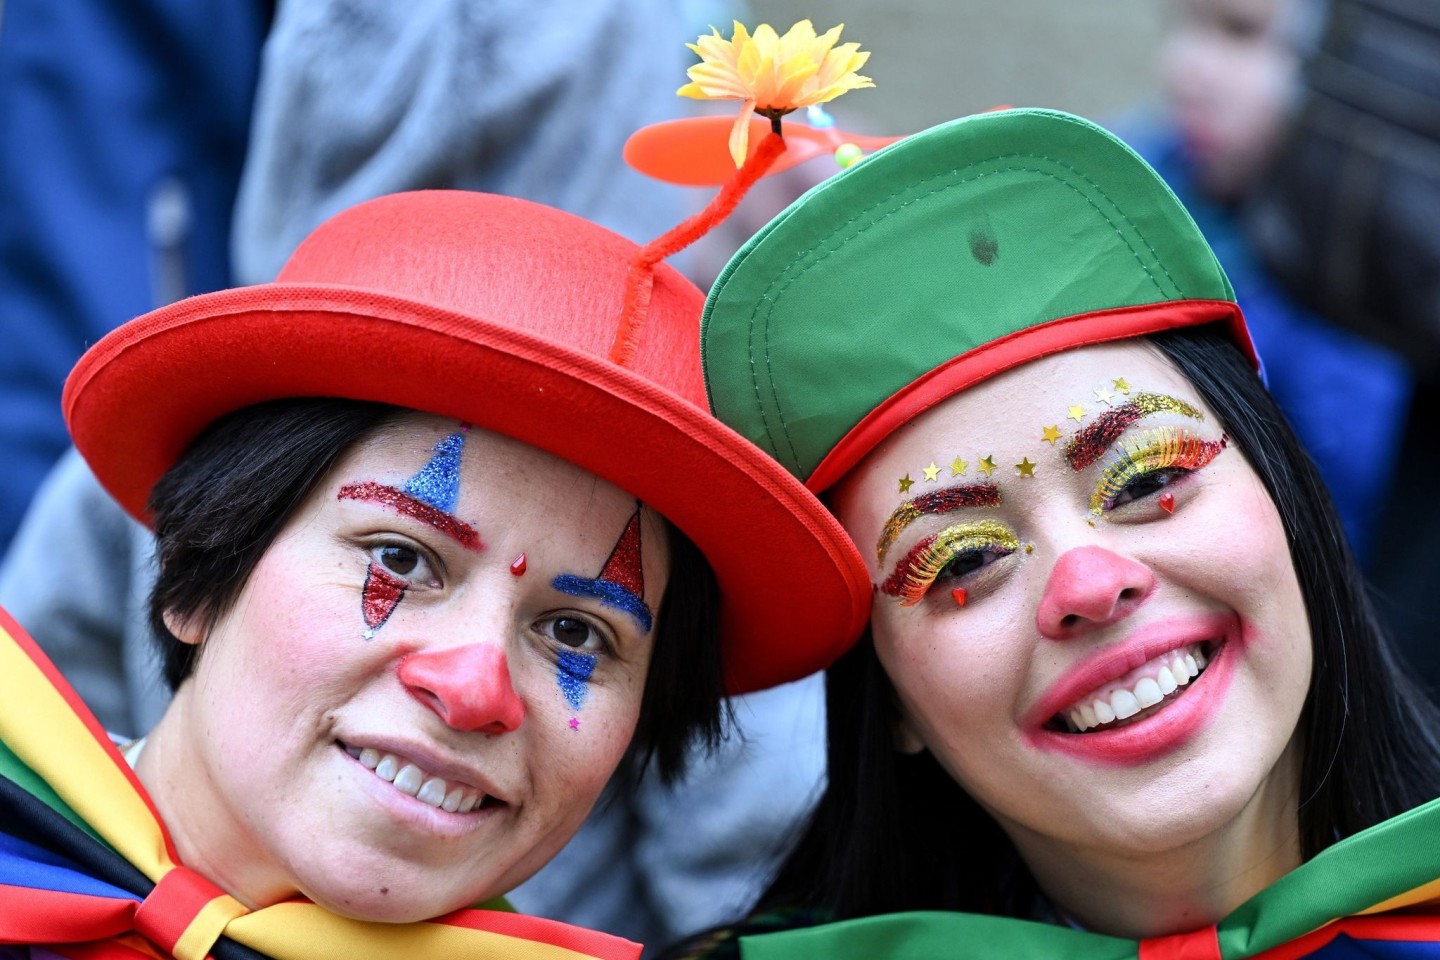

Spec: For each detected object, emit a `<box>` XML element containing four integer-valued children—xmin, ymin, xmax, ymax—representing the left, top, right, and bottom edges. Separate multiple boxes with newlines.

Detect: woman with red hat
<box><xmin>685</xmin><ymin>106</ymin><xmax>1440</xmax><ymax>957</ymax></box>
<box><xmin>0</xmin><ymin>190</ymin><xmax>869</xmax><ymax>958</ymax></box>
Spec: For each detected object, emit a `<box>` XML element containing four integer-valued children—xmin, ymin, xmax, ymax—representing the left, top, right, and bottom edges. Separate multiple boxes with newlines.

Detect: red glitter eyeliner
<box><xmin>338</xmin><ymin>481</ymin><xmax>482</xmax><ymax>550</ymax></box>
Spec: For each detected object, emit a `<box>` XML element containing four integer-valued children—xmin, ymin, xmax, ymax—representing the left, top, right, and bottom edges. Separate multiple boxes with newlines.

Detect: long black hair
<box><xmin>756</xmin><ymin>324</ymin><xmax>1440</xmax><ymax>920</ymax></box>
<box><xmin>147</xmin><ymin>397</ymin><xmax>724</xmax><ymax>783</ymax></box>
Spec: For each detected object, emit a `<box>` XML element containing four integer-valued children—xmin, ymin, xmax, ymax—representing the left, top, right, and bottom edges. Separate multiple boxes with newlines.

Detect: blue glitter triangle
<box><xmin>403</xmin><ymin>430</ymin><xmax>467</xmax><ymax>513</ymax></box>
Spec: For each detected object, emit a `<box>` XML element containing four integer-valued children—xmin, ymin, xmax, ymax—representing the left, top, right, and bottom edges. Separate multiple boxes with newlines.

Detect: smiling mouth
<box><xmin>338</xmin><ymin>741</ymin><xmax>501</xmax><ymax>813</ymax></box>
<box><xmin>1048</xmin><ymin>641</ymin><xmax>1216</xmax><ymax>734</ymax></box>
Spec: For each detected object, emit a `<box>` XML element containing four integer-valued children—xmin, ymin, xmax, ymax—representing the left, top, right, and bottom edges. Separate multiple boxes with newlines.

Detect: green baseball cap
<box><xmin>702</xmin><ymin>108</ymin><xmax>1254</xmax><ymax>492</ymax></box>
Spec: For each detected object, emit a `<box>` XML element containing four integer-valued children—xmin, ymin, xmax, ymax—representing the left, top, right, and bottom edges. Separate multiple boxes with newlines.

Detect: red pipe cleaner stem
<box><xmin>610</xmin><ymin>133</ymin><xmax>788</xmax><ymax>366</ymax></box>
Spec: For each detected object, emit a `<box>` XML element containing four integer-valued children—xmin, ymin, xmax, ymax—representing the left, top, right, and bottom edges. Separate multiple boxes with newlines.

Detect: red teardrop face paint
<box><xmin>951</xmin><ymin>587</ymin><xmax>967</xmax><ymax>607</ymax></box>
<box><xmin>1159</xmin><ymin>491</ymin><xmax>1177</xmax><ymax>514</ymax></box>
<box><xmin>510</xmin><ymin>553</ymin><xmax>527</xmax><ymax>576</ymax></box>
<box><xmin>361</xmin><ymin>562</ymin><xmax>407</xmax><ymax>639</ymax></box>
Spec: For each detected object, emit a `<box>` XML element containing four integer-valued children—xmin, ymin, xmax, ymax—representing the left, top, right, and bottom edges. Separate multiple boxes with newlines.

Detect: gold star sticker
<box><xmin>1067</xmin><ymin>404</ymin><xmax>1087</xmax><ymax>423</ymax></box>
<box><xmin>977</xmin><ymin>455</ymin><xmax>997</xmax><ymax>477</ymax></box>
<box><xmin>1113</xmin><ymin>377</ymin><xmax>1131</xmax><ymax>395</ymax></box>
<box><xmin>898</xmin><ymin>474</ymin><xmax>914</xmax><ymax>494</ymax></box>
<box><xmin>1094</xmin><ymin>386</ymin><xmax>1115</xmax><ymax>406</ymax></box>
<box><xmin>949</xmin><ymin>455</ymin><xmax>969</xmax><ymax>476</ymax></box>
<box><xmin>1016</xmin><ymin>457</ymin><xmax>1036</xmax><ymax>477</ymax></box>
<box><xmin>923</xmin><ymin>461</ymin><xmax>941</xmax><ymax>482</ymax></box>
<box><xmin>1041</xmin><ymin>425</ymin><xmax>1063</xmax><ymax>445</ymax></box>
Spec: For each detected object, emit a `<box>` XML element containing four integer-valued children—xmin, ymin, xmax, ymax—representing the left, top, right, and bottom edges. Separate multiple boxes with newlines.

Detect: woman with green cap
<box><xmin>685</xmin><ymin>105</ymin><xmax>1440</xmax><ymax>957</ymax></box>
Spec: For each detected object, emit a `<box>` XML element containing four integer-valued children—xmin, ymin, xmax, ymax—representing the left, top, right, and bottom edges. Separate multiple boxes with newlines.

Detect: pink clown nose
<box><xmin>398</xmin><ymin>643</ymin><xmax>525</xmax><ymax>733</ymax></box>
<box><xmin>1035</xmin><ymin>546</ymin><xmax>1155</xmax><ymax>640</ymax></box>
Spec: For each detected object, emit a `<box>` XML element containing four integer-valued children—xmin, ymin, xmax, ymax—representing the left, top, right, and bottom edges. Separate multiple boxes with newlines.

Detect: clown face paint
<box><xmin>557</xmin><ymin>650</ymin><xmax>599</xmax><ymax>731</ymax></box>
<box><xmin>361</xmin><ymin>563</ymin><xmax>407</xmax><ymax>640</ymax></box>
<box><xmin>1062</xmin><ymin>393</ymin><xmax>1206</xmax><ymax>470</ymax></box>
<box><xmin>139</xmin><ymin>414</ymin><xmax>667</xmax><ymax>924</ymax></box>
<box><xmin>876</xmin><ymin>482</ymin><xmax>1002</xmax><ymax>562</ymax></box>
<box><xmin>549</xmin><ymin>506</ymin><xmax>653</xmax><ymax>729</ymax></box>
<box><xmin>832</xmin><ymin>341</ymin><xmax>1310</xmax><ymax>930</ymax></box>
<box><xmin>551</xmin><ymin>505</ymin><xmax>654</xmax><ymax>634</ymax></box>
<box><xmin>339</xmin><ymin>427</ymin><xmax>481</xmax><ymax>638</ymax></box>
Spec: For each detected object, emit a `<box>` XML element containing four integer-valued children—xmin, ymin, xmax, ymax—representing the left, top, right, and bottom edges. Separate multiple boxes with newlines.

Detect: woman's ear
<box><xmin>162</xmin><ymin>608</ymin><xmax>205</xmax><ymax>646</ymax></box>
<box><xmin>893</xmin><ymin>712</ymin><xmax>926</xmax><ymax>755</ymax></box>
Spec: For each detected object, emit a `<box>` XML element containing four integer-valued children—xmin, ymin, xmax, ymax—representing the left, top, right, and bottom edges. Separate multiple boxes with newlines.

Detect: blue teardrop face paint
<box><xmin>557</xmin><ymin>650</ymin><xmax>598</xmax><ymax>730</ymax></box>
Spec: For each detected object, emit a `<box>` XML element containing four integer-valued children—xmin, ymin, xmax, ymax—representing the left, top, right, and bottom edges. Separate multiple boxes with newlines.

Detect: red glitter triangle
<box><xmin>597</xmin><ymin>507</ymin><xmax>644</xmax><ymax>597</ymax></box>
<box><xmin>362</xmin><ymin>562</ymin><xmax>407</xmax><ymax>630</ymax></box>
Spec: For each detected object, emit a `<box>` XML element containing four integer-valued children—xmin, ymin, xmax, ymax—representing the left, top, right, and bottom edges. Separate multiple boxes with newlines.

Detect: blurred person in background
<box><xmin>0</xmin><ymin>0</ymin><xmax>269</xmax><ymax>554</ymax></box>
<box><xmin>1244</xmin><ymin>0</ymin><xmax>1440</xmax><ymax>692</ymax></box>
<box><xmin>1120</xmin><ymin>0</ymin><xmax>1412</xmax><ymax>565</ymax></box>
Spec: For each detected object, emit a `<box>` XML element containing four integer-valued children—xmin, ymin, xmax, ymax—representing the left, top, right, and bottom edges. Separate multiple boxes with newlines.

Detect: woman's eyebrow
<box><xmin>1063</xmin><ymin>393</ymin><xmax>1205</xmax><ymax>471</ymax></box>
<box><xmin>877</xmin><ymin>483</ymin><xmax>1001</xmax><ymax>562</ymax></box>
<box><xmin>337</xmin><ymin>481</ymin><xmax>483</xmax><ymax>550</ymax></box>
<box><xmin>552</xmin><ymin>575</ymin><xmax>655</xmax><ymax>634</ymax></box>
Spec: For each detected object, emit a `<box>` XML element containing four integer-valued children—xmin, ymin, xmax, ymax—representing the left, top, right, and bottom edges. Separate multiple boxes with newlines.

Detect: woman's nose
<box><xmin>1035</xmin><ymin>545</ymin><xmax>1156</xmax><ymax>640</ymax></box>
<box><xmin>397</xmin><ymin>642</ymin><xmax>526</xmax><ymax>733</ymax></box>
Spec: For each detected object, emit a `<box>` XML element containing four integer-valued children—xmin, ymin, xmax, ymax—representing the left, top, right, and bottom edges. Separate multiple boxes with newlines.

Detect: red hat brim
<box><xmin>63</xmin><ymin>283</ymin><xmax>870</xmax><ymax>694</ymax></box>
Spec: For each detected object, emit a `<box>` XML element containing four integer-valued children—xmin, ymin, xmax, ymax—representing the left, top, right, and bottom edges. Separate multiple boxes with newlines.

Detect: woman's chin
<box><xmin>304</xmin><ymin>884</ymin><xmax>484</xmax><ymax>925</ymax></box>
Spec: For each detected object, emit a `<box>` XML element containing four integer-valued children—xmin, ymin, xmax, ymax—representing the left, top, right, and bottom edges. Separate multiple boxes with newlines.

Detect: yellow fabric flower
<box><xmin>678</xmin><ymin>20</ymin><xmax>874</xmax><ymax>166</ymax></box>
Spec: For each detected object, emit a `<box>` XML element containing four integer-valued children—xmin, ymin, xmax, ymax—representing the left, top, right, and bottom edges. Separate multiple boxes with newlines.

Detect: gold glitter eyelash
<box><xmin>880</xmin><ymin>520</ymin><xmax>1019</xmax><ymax>607</ymax></box>
<box><xmin>1090</xmin><ymin>427</ymin><xmax>1227</xmax><ymax>515</ymax></box>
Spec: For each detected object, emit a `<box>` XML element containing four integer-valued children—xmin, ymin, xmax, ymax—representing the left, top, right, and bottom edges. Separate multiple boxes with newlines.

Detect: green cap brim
<box><xmin>702</xmin><ymin>109</ymin><xmax>1252</xmax><ymax>492</ymax></box>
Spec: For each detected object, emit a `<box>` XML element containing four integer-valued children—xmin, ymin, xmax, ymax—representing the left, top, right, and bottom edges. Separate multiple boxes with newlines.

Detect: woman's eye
<box><xmin>1109</xmin><ymin>468</ymin><xmax>1182</xmax><ymax>509</ymax></box>
<box><xmin>938</xmin><ymin>550</ymin><xmax>991</xmax><ymax>581</ymax></box>
<box><xmin>546</xmin><ymin>616</ymin><xmax>600</xmax><ymax>650</ymax></box>
<box><xmin>374</xmin><ymin>543</ymin><xmax>425</xmax><ymax>578</ymax></box>
<box><xmin>881</xmin><ymin>521</ymin><xmax>1019</xmax><ymax>607</ymax></box>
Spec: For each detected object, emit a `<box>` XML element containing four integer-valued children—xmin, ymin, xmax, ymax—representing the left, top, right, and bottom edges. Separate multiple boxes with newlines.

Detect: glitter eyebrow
<box><xmin>337</xmin><ymin>481</ymin><xmax>483</xmax><ymax>550</ymax></box>
<box><xmin>876</xmin><ymin>483</ymin><xmax>1001</xmax><ymax>562</ymax></box>
<box><xmin>1062</xmin><ymin>393</ymin><xmax>1205</xmax><ymax>470</ymax></box>
<box><xmin>551</xmin><ymin>505</ymin><xmax>654</xmax><ymax>634</ymax></box>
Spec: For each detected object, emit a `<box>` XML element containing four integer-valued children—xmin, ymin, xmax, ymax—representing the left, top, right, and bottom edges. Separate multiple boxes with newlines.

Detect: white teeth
<box><xmin>392</xmin><ymin>764</ymin><xmax>424</xmax><ymax>796</ymax></box>
<box><xmin>417</xmin><ymin>777</ymin><xmax>448</xmax><ymax>807</ymax></box>
<box><xmin>1111</xmin><ymin>688</ymin><xmax>1141</xmax><ymax>720</ymax></box>
<box><xmin>1134</xmin><ymin>677</ymin><xmax>1163</xmax><ymax>708</ymax></box>
<box><xmin>1059</xmin><ymin>643</ymin><xmax>1213</xmax><ymax>733</ymax></box>
<box><xmin>352</xmin><ymin>747</ymin><xmax>486</xmax><ymax>813</ymax></box>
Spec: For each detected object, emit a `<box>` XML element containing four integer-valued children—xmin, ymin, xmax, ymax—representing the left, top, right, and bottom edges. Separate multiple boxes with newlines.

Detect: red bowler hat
<box><xmin>63</xmin><ymin>190</ymin><xmax>870</xmax><ymax>694</ymax></box>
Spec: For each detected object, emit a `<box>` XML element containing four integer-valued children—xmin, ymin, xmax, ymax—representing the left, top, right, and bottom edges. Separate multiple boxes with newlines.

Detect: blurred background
<box><xmin>2</xmin><ymin>0</ymin><xmax>1438</xmax><ymax>953</ymax></box>
<box><xmin>744</xmin><ymin>0</ymin><xmax>1167</xmax><ymax>130</ymax></box>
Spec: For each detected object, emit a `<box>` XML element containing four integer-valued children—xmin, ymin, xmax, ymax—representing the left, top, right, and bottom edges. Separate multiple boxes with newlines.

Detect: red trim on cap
<box><xmin>805</xmin><ymin>299</ymin><xmax>1253</xmax><ymax>493</ymax></box>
